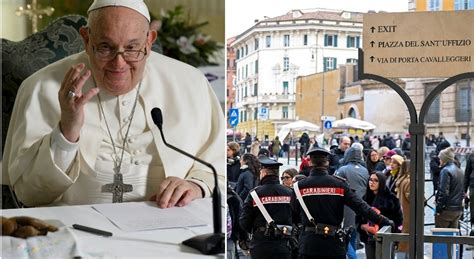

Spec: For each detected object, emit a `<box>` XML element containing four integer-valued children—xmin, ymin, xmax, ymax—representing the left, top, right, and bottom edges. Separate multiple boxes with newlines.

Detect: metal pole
<box><xmin>467</xmin><ymin>79</ymin><xmax>472</xmax><ymax>147</ymax></box>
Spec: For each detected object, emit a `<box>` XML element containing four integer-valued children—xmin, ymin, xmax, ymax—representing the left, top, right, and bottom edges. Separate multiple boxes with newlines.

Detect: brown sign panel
<box><xmin>363</xmin><ymin>10</ymin><xmax>474</xmax><ymax>78</ymax></box>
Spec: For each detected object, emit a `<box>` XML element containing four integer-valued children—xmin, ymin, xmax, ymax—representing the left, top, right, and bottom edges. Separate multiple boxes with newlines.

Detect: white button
<box><xmin>128</xmin><ymin>138</ymin><xmax>135</xmax><ymax>143</ymax></box>
<box><xmin>123</xmin><ymin>117</ymin><xmax>129</xmax><ymax>123</ymax></box>
<box><xmin>134</xmin><ymin>160</ymin><xmax>140</xmax><ymax>165</ymax></box>
<box><xmin>122</xmin><ymin>100</ymin><xmax>130</xmax><ymax>106</ymax></box>
<box><xmin>136</xmin><ymin>149</ymin><xmax>142</xmax><ymax>154</ymax></box>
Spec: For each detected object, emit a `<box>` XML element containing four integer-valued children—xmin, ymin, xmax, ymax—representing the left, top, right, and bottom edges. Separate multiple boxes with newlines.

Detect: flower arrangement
<box><xmin>150</xmin><ymin>6</ymin><xmax>222</xmax><ymax>67</ymax></box>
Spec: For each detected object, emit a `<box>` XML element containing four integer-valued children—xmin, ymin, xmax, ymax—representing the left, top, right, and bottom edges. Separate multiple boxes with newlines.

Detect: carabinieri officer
<box><xmin>291</xmin><ymin>147</ymin><xmax>394</xmax><ymax>259</ymax></box>
<box><xmin>240</xmin><ymin>156</ymin><xmax>293</xmax><ymax>259</ymax></box>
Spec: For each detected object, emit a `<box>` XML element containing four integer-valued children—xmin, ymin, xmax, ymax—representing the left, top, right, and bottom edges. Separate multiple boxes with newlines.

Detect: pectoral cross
<box><xmin>16</xmin><ymin>0</ymin><xmax>55</xmax><ymax>33</ymax></box>
<box><xmin>102</xmin><ymin>173</ymin><xmax>133</xmax><ymax>203</ymax></box>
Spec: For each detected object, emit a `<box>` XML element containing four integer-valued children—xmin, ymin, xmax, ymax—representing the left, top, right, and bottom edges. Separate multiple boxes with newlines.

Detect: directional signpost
<box><xmin>360</xmin><ymin>10</ymin><xmax>474</xmax><ymax>259</ymax></box>
<box><xmin>363</xmin><ymin>10</ymin><xmax>474</xmax><ymax>78</ymax></box>
<box><xmin>229</xmin><ymin>108</ymin><xmax>239</xmax><ymax>127</ymax></box>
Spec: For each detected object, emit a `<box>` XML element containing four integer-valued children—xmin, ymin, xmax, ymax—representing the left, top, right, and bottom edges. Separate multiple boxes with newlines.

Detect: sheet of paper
<box><xmin>92</xmin><ymin>200</ymin><xmax>208</xmax><ymax>232</ymax></box>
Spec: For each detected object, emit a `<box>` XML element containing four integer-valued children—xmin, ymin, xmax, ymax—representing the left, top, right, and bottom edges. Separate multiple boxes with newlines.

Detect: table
<box><xmin>1</xmin><ymin>198</ymin><xmax>224</xmax><ymax>258</ymax></box>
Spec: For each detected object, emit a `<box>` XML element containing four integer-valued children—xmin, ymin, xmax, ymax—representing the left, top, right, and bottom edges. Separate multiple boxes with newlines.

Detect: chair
<box><xmin>1</xmin><ymin>15</ymin><xmax>162</xmax><ymax>209</ymax></box>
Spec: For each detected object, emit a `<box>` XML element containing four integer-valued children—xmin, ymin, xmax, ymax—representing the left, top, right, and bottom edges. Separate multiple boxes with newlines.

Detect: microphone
<box><xmin>150</xmin><ymin>107</ymin><xmax>223</xmax><ymax>255</ymax></box>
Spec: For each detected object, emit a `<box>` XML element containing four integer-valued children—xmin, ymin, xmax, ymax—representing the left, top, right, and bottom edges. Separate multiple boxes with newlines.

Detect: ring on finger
<box><xmin>68</xmin><ymin>90</ymin><xmax>76</xmax><ymax>99</ymax></box>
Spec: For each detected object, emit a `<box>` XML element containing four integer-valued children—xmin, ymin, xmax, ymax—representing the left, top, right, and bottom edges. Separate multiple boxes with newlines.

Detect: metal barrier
<box><xmin>375</xmin><ymin>226</ymin><xmax>474</xmax><ymax>259</ymax></box>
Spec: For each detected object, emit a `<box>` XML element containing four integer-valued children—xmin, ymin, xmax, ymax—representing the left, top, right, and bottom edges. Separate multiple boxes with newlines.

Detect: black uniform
<box><xmin>291</xmin><ymin>147</ymin><xmax>391</xmax><ymax>259</ymax></box>
<box><xmin>239</xmin><ymin>157</ymin><xmax>293</xmax><ymax>259</ymax></box>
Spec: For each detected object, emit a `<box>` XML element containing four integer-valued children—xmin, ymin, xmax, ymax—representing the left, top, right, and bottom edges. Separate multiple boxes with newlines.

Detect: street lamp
<box><xmin>311</xmin><ymin>44</ymin><xmax>325</xmax><ymax>129</ymax></box>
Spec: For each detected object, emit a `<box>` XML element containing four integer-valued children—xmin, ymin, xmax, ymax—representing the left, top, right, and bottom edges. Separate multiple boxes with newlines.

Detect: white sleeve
<box><xmin>51</xmin><ymin>125</ymin><xmax>79</xmax><ymax>172</ymax></box>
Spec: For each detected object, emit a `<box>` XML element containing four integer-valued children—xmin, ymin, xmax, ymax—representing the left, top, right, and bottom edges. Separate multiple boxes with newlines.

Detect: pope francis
<box><xmin>2</xmin><ymin>0</ymin><xmax>225</xmax><ymax>207</ymax></box>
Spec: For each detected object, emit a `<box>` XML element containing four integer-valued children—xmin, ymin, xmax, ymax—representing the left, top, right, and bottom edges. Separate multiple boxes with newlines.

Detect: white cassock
<box><xmin>2</xmin><ymin>51</ymin><xmax>225</xmax><ymax>206</ymax></box>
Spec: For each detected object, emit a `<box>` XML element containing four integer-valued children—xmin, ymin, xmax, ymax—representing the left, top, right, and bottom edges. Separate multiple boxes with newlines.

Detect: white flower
<box><xmin>176</xmin><ymin>35</ymin><xmax>197</xmax><ymax>54</ymax></box>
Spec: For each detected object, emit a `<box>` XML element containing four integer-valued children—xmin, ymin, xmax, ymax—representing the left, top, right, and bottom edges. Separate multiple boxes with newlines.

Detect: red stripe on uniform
<box><xmin>299</xmin><ymin>187</ymin><xmax>345</xmax><ymax>197</ymax></box>
<box><xmin>252</xmin><ymin>196</ymin><xmax>291</xmax><ymax>206</ymax></box>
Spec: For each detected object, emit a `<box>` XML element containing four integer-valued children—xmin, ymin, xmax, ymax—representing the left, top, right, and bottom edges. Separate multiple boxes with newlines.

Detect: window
<box><xmin>283</xmin><ymin>81</ymin><xmax>289</xmax><ymax>94</ymax></box>
<box><xmin>236</xmin><ymin>88</ymin><xmax>240</xmax><ymax>102</ymax></box>
<box><xmin>346</xmin><ymin>58</ymin><xmax>358</xmax><ymax>64</ymax></box>
<box><xmin>245</xmin><ymin>64</ymin><xmax>248</xmax><ymax>78</ymax></box>
<box><xmin>456</xmin><ymin>79</ymin><xmax>472</xmax><ymax>122</ymax></box>
<box><xmin>323</xmin><ymin>57</ymin><xmax>337</xmax><ymax>71</ymax></box>
<box><xmin>254</xmin><ymin>83</ymin><xmax>258</xmax><ymax>96</ymax></box>
<box><xmin>255</xmin><ymin>60</ymin><xmax>259</xmax><ymax>74</ymax></box>
<box><xmin>455</xmin><ymin>0</ymin><xmax>474</xmax><ymax>9</ymax></box>
<box><xmin>282</xmin><ymin>106</ymin><xmax>289</xmax><ymax>119</ymax></box>
<box><xmin>425</xmin><ymin>84</ymin><xmax>440</xmax><ymax>123</ymax></box>
<box><xmin>236</xmin><ymin>49</ymin><xmax>240</xmax><ymax>59</ymax></box>
<box><xmin>243</xmin><ymin>111</ymin><xmax>247</xmax><ymax>122</ymax></box>
<box><xmin>324</xmin><ymin>34</ymin><xmax>338</xmax><ymax>47</ymax></box>
<box><xmin>303</xmin><ymin>34</ymin><xmax>308</xmax><ymax>46</ymax></box>
<box><xmin>427</xmin><ymin>0</ymin><xmax>442</xmax><ymax>10</ymax></box>
<box><xmin>245</xmin><ymin>44</ymin><xmax>248</xmax><ymax>55</ymax></box>
<box><xmin>266</xmin><ymin>35</ymin><xmax>271</xmax><ymax>48</ymax></box>
<box><xmin>283</xmin><ymin>34</ymin><xmax>290</xmax><ymax>47</ymax></box>
<box><xmin>254</xmin><ymin>38</ymin><xmax>259</xmax><ymax>50</ymax></box>
<box><xmin>244</xmin><ymin>85</ymin><xmax>248</xmax><ymax>97</ymax></box>
<box><xmin>283</xmin><ymin>57</ymin><xmax>289</xmax><ymax>71</ymax></box>
<box><xmin>346</xmin><ymin>36</ymin><xmax>360</xmax><ymax>48</ymax></box>
<box><xmin>254</xmin><ymin>108</ymin><xmax>258</xmax><ymax>120</ymax></box>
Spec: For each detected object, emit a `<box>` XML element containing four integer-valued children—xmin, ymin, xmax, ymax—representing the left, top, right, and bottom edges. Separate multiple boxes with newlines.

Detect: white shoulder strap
<box><xmin>293</xmin><ymin>181</ymin><xmax>315</xmax><ymax>223</ymax></box>
<box><xmin>250</xmin><ymin>190</ymin><xmax>274</xmax><ymax>224</ymax></box>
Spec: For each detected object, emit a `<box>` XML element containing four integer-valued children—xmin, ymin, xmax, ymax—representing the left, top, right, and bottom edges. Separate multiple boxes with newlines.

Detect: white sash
<box><xmin>250</xmin><ymin>190</ymin><xmax>274</xmax><ymax>224</ymax></box>
<box><xmin>293</xmin><ymin>181</ymin><xmax>315</xmax><ymax>223</ymax></box>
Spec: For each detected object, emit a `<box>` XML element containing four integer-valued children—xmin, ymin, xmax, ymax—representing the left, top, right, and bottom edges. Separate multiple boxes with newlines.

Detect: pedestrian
<box><xmin>335</xmin><ymin>146</ymin><xmax>370</xmax><ymax>259</ymax></box>
<box><xmin>430</xmin><ymin>140</ymin><xmax>451</xmax><ymax>192</ymax></box>
<box><xmin>281</xmin><ymin>168</ymin><xmax>298</xmax><ymax>188</ymax></box>
<box><xmin>435</xmin><ymin>147</ymin><xmax>464</xmax><ymax>228</ymax></box>
<box><xmin>394</xmin><ymin>160</ymin><xmax>411</xmax><ymax>259</ymax></box>
<box><xmin>244</xmin><ymin>132</ymin><xmax>252</xmax><ymax>153</ymax></box>
<box><xmin>271</xmin><ymin>136</ymin><xmax>282</xmax><ymax>159</ymax></box>
<box><xmin>366</xmin><ymin>149</ymin><xmax>385</xmax><ymax>175</ymax></box>
<box><xmin>240</xmin><ymin>156</ymin><xmax>294</xmax><ymax>259</ymax></box>
<box><xmin>251</xmin><ymin>138</ymin><xmax>261</xmax><ymax>157</ymax></box>
<box><xmin>227</xmin><ymin>141</ymin><xmax>241</xmax><ymax>187</ymax></box>
<box><xmin>361</xmin><ymin>172</ymin><xmax>403</xmax><ymax>259</ymax></box>
<box><xmin>291</xmin><ymin>147</ymin><xmax>394</xmax><ymax>259</ymax></box>
<box><xmin>236</xmin><ymin>153</ymin><xmax>260</xmax><ymax>201</ymax></box>
<box><xmin>463</xmin><ymin>152</ymin><xmax>474</xmax><ymax>233</ymax></box>
<box><xmin>329</xmin><ymin>136</ymin><xmax>351</xmax><ymax>175</ymax></box>
<box><xmin>386</xmin><ymin>154</ymin><xmax>404</xmax><ymax>195</ymax></box>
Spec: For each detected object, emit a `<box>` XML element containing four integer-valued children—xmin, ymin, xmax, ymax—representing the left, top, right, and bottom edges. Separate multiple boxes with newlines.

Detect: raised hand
<box><xmin>58</xmin><ymin>63</ymin><xmax>100</xmax><ymax>142</ymax></box>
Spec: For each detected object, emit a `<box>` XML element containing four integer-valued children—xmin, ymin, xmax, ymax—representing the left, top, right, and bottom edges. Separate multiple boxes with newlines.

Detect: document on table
<box><xmin>92</xmin><ymin>200</ymin><xmax>208</xmax><ymax>232</ymax></box>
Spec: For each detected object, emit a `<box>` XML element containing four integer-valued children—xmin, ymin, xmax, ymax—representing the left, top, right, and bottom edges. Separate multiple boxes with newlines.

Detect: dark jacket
<box><xmin>227</xmin><ymin>185</ymin><xmax>247</xmax><ymax>242</ymax></box>
<box><xmin>464</xmin><ymin>153</ymin><xmax>474</xmax><ymax>192</ymax></box>
<box><xmin>291</xmin><ymin>168</ymin><xmax>390</xmax><ymax>257</ymax></box>
<box><xmin>430</xmin><ymin>140</ymin><xmax>451</xmax><ymax>191</ymax></box>
<box><xmin>235</xmin><ymin>167</ymin><xmax>258</xmax><ymax>201</ymax></box>
<box><xmin>329</xmin><ymin>147</ymin><xmax>345</xmax><ymax>175</ymax></box>
<box><xmin>240</xmin><ymin>175</ymin><xmax>293</xmax><ymax>258</ymax></box>
<box><xmin>436</xmin><ymin>162</ymin><xmax>464</xmax><ymax>212</ymax></box>
<box><xmin>336</xmin><ymin>147</ymin><xmax>370</xmax><ymax>228</ymax></box>
<box><xmin>227</xmin><ymin>156</ymin><xmax>241</xmax><ymax>185</ymax></box>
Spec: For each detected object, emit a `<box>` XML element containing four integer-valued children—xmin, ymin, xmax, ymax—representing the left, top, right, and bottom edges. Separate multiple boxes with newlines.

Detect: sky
<box><xmin>225</xmin><ymin>0</ymin><xmax>409</xmax><ymax>38</ymax></box>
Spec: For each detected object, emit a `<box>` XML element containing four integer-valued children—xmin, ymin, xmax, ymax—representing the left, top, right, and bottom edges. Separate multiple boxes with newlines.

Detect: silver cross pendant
<box><xmin>101</xmin><ymin>173</ymin><xmax>133</xmax><ymax>203</ymax></box>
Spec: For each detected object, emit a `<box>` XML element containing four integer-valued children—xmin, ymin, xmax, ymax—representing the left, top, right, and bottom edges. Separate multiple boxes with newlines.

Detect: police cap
<box><xmin>306</xmin><ymin>146</ymin><xmax>331</xmax><ymax>157</ymax></box>
<box><xmin>258</xmin><ymin>156</ymin><xmax>283</xmax><ymax>169</ymax></box>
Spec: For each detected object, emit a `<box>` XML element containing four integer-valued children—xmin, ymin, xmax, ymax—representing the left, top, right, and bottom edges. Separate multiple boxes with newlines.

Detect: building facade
<box><xmin>226</xmin><ymin>37</ymin><xmax>237</xmax><ymax>129</ymax></box>
<box><xmin>230</xmin><ymin>9</ymin><xmax>363</xmax><ymax>139</ymax></box>
<box><xmin>407</xmin><ymin>0</ymin><xmax>473</xmax><ymax>145</ymax></box>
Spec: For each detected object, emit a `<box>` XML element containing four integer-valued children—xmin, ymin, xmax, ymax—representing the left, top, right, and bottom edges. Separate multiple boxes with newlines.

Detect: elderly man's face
<box><xmin>340</xmin><ymin>138</ymin><xmax>351</xmax><ymax>151</ymax></box>
<box><xmin>80</xmin><ymin>7</ymin><xmax>157</xmax><ymax>96</ymax></box>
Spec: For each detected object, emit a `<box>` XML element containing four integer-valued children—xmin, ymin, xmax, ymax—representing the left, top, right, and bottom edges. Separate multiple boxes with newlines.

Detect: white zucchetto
<box><xmin>88</xmin><ymin>0</ymin><xmax>150</xmax><ymax>22</ymax></box>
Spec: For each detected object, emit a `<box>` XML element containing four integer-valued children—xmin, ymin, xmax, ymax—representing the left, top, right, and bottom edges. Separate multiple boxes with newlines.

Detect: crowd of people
<box><xmin>226</xmin><ymin>131</ymin><xmax>471</xmax><ymax>259</ymax></box>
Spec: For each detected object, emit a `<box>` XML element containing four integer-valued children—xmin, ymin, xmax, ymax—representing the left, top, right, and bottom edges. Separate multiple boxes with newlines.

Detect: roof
<box><xmin>264</xmin><ymin>9</ymin><xmax>363</xmax><ymax>23</ymax></box>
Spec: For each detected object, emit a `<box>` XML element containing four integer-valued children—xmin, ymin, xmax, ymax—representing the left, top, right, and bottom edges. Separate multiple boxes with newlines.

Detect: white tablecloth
<box><xmin>1</xmin><ymin>198</ymin><xmax>224</xmax><ymax>258</ymax></box>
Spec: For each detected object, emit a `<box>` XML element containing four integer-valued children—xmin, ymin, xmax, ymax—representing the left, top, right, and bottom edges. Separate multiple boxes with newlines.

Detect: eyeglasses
<box><xmin>92</xmin><ymin>44</ymin><xmax>147</xmax><ymax>62</ymax></box>
<box><xmin>281</xmin><ymin>176</ymin><xmax>292</xmax><ymax>180</ymax></box>
<box><xmin>369</xmin><ymin>178</ymin><xmax>379</xmax><ymax>183</ymax></box>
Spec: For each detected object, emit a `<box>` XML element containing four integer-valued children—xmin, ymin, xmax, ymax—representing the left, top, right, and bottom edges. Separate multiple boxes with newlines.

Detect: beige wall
<box><xmin>1</xmin><ymin>0</ymin><xmax>28</xmax><ymax>41</ymax></box>
<box><xmin>295</xmin><ymin>70</ymin><xmax>340</xmax><ymax>128</ymax></box>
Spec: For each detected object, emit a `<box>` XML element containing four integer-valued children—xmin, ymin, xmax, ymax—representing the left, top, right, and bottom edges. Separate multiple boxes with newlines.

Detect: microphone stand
<box><xmin>152</xmin><ymin>108</ymin><xmax>224</xmax><ymax>254</ymax></box>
